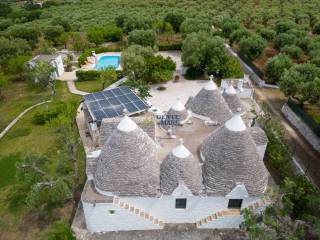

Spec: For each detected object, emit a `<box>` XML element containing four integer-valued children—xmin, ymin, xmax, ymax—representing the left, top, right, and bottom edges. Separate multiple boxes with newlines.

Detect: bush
<box><xmin>310</xmin><ymin>55</ymin><xmax>320</xmax><ymax>67</ymax></box>
<box><xmin>45</xmin><ymin>221</ymin><xmax>75</xmax><ymax>240</ymax></box>
<box><xmin>164</xmin><ymin>12</ymin><xmax>185</xmax><ymax>33</ymax></box>
<box><xmin>281</xmin><ymin>45</ymin><xmax>303</xmax><ymax>60</ymax></box>
<box><xmin>239</xmin><ymin>35</ymin><xmax>267</xmax><ymax>60</ymax></box>
<box><xmin>313</xmin><ymin>22</ymin><xmax>320</xmax><ymax>35</ymax></box>
<box><xmin>229</xmin><ymin>28</ymin><xmax>250</xmax><ymax>45</ymax></box>
<box><xmin>274</xmin><ymin>33</ymin><xmax>296</xmax><ymax>49</ymax></box>
<box><xmin>143</xmin><ymin>55</ymin><xmax>176</xmax><ymax>83</ymax></box>
<box><xmin>33</xmin><ymin>110</ymin><xmax>59</xmax><ymax>125</ymax></box>
<box><xmin>185</xmin><ymin>67</ymin><xmax>204</xmax><ymax>80</ymax></box>
<box><xmin>257</xmin><ymin>28</ymin><xmax>276</xmax><ymax>41</ymax></box>
<box><xmin>221</xmin><ymin>18</ymin><xmax>241</xmax><ymax>38</ymax></box>
<box><xmin>76</xmin><ymin>70</ymin><xmax>101</xmax><ymax>82</ymax></box>
<box><xmin>158</xmin><ymin>43</ymin><xmax>182</xmax><ymax>51</ymax></box>
<box><xmin>223</xmin><ymin>56</ymin><xmax>244</xmax><ymax>79</ymax></box>
<box><xmin>180</xmin><ymin>18</ymin><xmax>211</xmax><ymax>38</ymax></box>
<box><xmin>128</xmin><ymin>29</ymin><xmax>156</xmax><ymax>47</ymax></box>
<box><xmin>265</xmin><ymin>54</ymin><xmax>293</xmax><ymax>84</ymax></box>
<box><xmin>78</xmin><ymin>46</ymin><xmax>121</xmax><ymax>66</ymax></box>
<box><xmin>274</xmin><ymin>20</ymin><xmax>296</xmax><ymax>34</ymax></box>
<box><xmin>296</xmin><ymin>36</ymin><xmax>312</xmax><ymax>51</ymax></box>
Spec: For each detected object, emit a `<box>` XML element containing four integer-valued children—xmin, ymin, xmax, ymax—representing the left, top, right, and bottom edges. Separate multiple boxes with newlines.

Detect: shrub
<box><xmin>128</xmin><ymin>29</ymin><xmax>156</xmax><ymax>47</ymax></box>
<box><xmin>310</xmin><ymin>55</ymin><xmax>320</xmax><ymax>67</ymax></box>
<box><xmin>164</xmin><ymin>12</ymin><xmax>185</xmax><ymax>32</ymax></box>
<box><xmin>76</xmin><ymin>70</ymin><xmax>101</xmax><ymax>82</ymax></box>
<box><xmin>45</xmin><ymin>221</ymin><xmax>76</xmax><ymax>240</ymax></box>
<box><xmin>257</xmin><ymin>28</ymin><xmax>276</xmax><ymax>41</ymax></box>
<box><xmin>281</xmin><ymin>45</ymin><xmax>303</xmax><ymax>60</ymax></box>
<box><xmin>180</xmin><ymin>18</ymin><xmax>211</xmax><ymax>38</ymax></box>
<box><xmin>32</xmin><ymin>104</ymin><xmax>64</xmax><ymax>125</ymax></box>
<box><xmin>239</xmin><ymin>35</ymin><xmax>267</xmax><ymax>60</ymax></box>
<box><xmin>313</xmin><ymin>22</ymin><xmax>320</xmax><ymax>35</ymax></box>
<box><xmin>158</xmin><ymin>43</ymin><xmax>182</xmax><ymax>51</ymax></box>
<box><xmin>223</xmin><ymin>56</ymin><xmax>244</xmax><ymax>79</ymax></box>
<box><xmin>296</xmin><ymin>36</ymin><xmax>312</xmax><ymax>51</ymax></box>
<box><xmin>229</xmin><ymin>28</ymin><xmax>250</xmax><ymax>45</ymax></box>
<box><xmin>221</xmin><ymin>18</ymin><xmax>241</xmax><ymax>38</ymax></box>
<box><xmin>104</xmin><ymin>25</ymin><xmax>123</xmax><ymax>42</ymax></box>
<box><xmin>265</xmin><ymin>54</ymin><xmax>293</xmax><ymax>84</ymax></box>
<box><xmin>185</xmin><ymin>67</ymin><xmax>204</xmax><ymax>80</ymax></box>
<box><xmin>274</xmin><ymin>20</ymin><xmax>296</xmax><ymax>34</ymax></box>
<box><xmin>143</xmin><ymin>55</ymin><xmax>176</xmax><ymax>83</ymax></box>
<box><xmin>274</xmin><ymin>33</ymin><xmax>296</xmax><ymax>49</ymax></box>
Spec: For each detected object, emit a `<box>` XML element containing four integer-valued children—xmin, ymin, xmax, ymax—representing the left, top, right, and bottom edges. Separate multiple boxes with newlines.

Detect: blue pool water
<box><xmin>95</xmin><ymin>56</ymin><xmax>121</xmax><ymax>70</ymax></box>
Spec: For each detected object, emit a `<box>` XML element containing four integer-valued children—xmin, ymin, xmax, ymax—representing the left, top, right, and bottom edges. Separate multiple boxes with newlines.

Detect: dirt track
<box><xmin>254</xmin><ymin>87</ymin><xmax>320</xmax><ymax>186</ymax></box>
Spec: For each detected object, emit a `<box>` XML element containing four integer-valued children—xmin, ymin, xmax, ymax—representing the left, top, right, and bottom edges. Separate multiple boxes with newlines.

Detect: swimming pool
<box><xmin>95</xmin><ymin>55</ymin><xmax>121</xmax><ymax>70</ymax></box>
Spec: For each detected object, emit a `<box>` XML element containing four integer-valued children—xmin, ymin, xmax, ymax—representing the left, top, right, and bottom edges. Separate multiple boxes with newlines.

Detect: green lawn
<box><xmin>0</xmin><ymin>81</ymin><xmax>84</xmax><ymax>240</ymax></box>
<box><xmin>75</xmin><ymin>80</ymin><xmax>103</xmax><ymax>93</ymax></box>
<box><xmin>0</xmin><ymin>82</ymin><xmax>51</xmax><ymax>132</ymax></box>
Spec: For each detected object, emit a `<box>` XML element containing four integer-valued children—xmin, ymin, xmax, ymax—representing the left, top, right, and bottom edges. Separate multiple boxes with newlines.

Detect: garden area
<box><xmin>0</xmin><ymin>81</ymin><xmax>84</xmax><ymax>240</ymax></box>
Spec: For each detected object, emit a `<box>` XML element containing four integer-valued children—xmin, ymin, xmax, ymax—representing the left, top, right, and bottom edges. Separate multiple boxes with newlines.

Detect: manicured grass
<box><xmin>75</xmin><ymin>80</ymin><xmax>103</xmax><ymax>93</ymax></box>
<box><xmin>0</xmin><ymin>81</ymin><xmax>84</xmax><ymax>240</ymax></box>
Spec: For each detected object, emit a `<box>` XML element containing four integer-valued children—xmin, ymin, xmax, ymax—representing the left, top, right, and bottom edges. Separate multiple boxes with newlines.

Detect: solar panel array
<box><xmin>84</xmin><ymin>87</ymin><xmax>149</xmax><ymax>122</ymax></box>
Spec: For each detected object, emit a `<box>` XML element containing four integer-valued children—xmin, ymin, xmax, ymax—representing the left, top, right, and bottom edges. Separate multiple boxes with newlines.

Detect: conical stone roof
<box><xmin>160</xmin><ymin>139</ymin><xmax>203</xmax><ymax>195</ymax></box>
<box><xmin>167</xmin><ymin>98</ymin><xmax>188</xmax><ymax>122</ymax></box>
<box><xmin>200</xmin><ymin>115</ymin><xmax>268</xmax><ymax>196</ymax></box>
<box><xmin>222</xmin><ymin>85</ymin><xmax>245</xmax><ymax>114</ymax></box>
<box><xmin>94</xmin><ymin>116</ymin><xmax>160</xmax><ymax>197</ymax></box>
<box><xmin>185</xmin><ymin>80</ymin><xmax>233</xmax><ymax>123</ymax></box>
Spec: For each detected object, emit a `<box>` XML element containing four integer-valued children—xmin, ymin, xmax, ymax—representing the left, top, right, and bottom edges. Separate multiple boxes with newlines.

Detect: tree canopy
<box><xmin>279</xmin><ymin>63</ymin><xmax>320</xmax><ymax>104</ymax></box>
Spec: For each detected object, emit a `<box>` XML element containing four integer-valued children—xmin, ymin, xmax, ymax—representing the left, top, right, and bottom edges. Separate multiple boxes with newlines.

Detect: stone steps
<box><xmin>196</xmin><ymin>197</ymin><xmax>272</xmax><ymax>227</ymax></box>
<box><xmin>113</xmin><ymin>196</ymin><xmax>164</xmax><ymax>227</ymax></box>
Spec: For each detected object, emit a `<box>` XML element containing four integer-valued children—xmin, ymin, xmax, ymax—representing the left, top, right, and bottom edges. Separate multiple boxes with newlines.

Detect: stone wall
<box><xmin>282</xmin><ymin>104</ymin><xmax>320</xmax><ymax>152</ymax></box>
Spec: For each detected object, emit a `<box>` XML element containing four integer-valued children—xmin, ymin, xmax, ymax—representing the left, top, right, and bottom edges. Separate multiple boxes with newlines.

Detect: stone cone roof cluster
<box><xmin>200</xmin><ymin>114</ymin><xmax>268</xmax><ymax>196</ymax></box>
<box><xmin>94</xmin><ymin>80</ymin><xmax>269</xmax><ymax>197</ymax></box>
<box><xmin>185</xmin><ymin>80</ymin><xmax>233</xmax><ymax>123</ymax></box>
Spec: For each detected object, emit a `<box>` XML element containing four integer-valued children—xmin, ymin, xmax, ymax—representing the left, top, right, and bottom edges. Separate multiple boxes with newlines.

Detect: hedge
<box><xmin>76</xmin><ymin>70</ymin><xmax>124</xmax><ymax>82</ymax></box>
<box><xmin>158</xmin><ymin>43</ymin><xmax>182</xmax><ymax>51</ymax></box>
<box><xmin>78</xmin><ymin>46</ymin><xmax>122</xmax><ymax>66</ymax></box>
<box><xmin>76</xmin><ymin>70</ymin><xmax>101</xmax><ymax>82</ymax></box>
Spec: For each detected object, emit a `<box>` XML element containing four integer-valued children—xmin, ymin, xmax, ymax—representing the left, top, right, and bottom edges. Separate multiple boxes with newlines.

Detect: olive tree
<box><xmin>265</xmin><ymin>54</ymin><xmax>293</xmax><ymax>84</ymax></box>
<box><xmin>128</xmin><ymin>29</ymin><xmax>156</xmax><ymax>47</ymax></box>
<box><xmin>279</xmin><ymin>63</ymin><xmax>320</xmax><ymax>104</ymax></box>
<box><xmin>239</xmin><ymin>35</ymin><xmax>267</xmax><ymax>60</ymax></box>
<box><xmin>164</xmin><ymin>12</ymin><xmax>185</xmax><ymax>32</ymax></box>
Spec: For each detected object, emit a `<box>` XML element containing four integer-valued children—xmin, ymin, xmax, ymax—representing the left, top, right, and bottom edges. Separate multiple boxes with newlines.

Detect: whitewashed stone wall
<box><xmin>83</xmin><ymin>202</ymin><xmax>162</xmax><ymax>232</ymax></box>
<box><xmin>82</xmin><ymin>184</ymin><xmax>262</xmax><ymax>232</ymax></box>
<box><xmin>282</xmin><ymin>104</ymin><xmax>320</xmax><ymax>152</ymax></box>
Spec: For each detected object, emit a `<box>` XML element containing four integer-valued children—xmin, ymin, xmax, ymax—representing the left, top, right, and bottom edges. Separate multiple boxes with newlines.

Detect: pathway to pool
<box><xmin>58</xmin><ymin>70</ymin><xmax>89</xmax><ymax>96</ymax></box>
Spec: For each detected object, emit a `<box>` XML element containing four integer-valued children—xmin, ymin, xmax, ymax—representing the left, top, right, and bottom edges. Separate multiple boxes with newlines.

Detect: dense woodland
<box><xmin>0</xmin><ymin>0</ymin><xmax>320</xmax><ymax>239</ymax></box>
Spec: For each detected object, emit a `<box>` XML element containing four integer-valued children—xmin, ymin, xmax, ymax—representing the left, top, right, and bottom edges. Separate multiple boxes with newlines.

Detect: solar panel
<box><xmin>84</xmin><ymin>87</ymin><xmax>149</xmax><ymax>124</ymax></box>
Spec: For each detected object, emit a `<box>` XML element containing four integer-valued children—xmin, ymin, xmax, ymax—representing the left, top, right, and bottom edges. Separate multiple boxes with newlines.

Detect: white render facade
<box><xmin>81</xmin><ymin>80</ymin><xmax>270</xmax><ymax>233</ymax></box>
<box><xmin>82</xmin><ymin>183</ymin><xmax>265</xmax><ymax>232</ymax></box>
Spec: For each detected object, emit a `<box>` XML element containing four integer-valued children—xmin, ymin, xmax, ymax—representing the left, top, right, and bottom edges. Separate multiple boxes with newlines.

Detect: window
<box><xmin>175</xmin><ymin>198</ymin><xmax>187</xmax><ymax>209</ymax></box>
<box><xmin>228</xmin><ymin>199</ymin><xmax>243</xmax><ymax>209</ymax></box>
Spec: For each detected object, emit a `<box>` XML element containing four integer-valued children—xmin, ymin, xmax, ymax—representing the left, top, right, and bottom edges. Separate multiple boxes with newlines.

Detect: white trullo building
<box><xmin>81</xmin><ymin>80</ymin><xmax>270</xmax><ymax>232</ymax></box>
